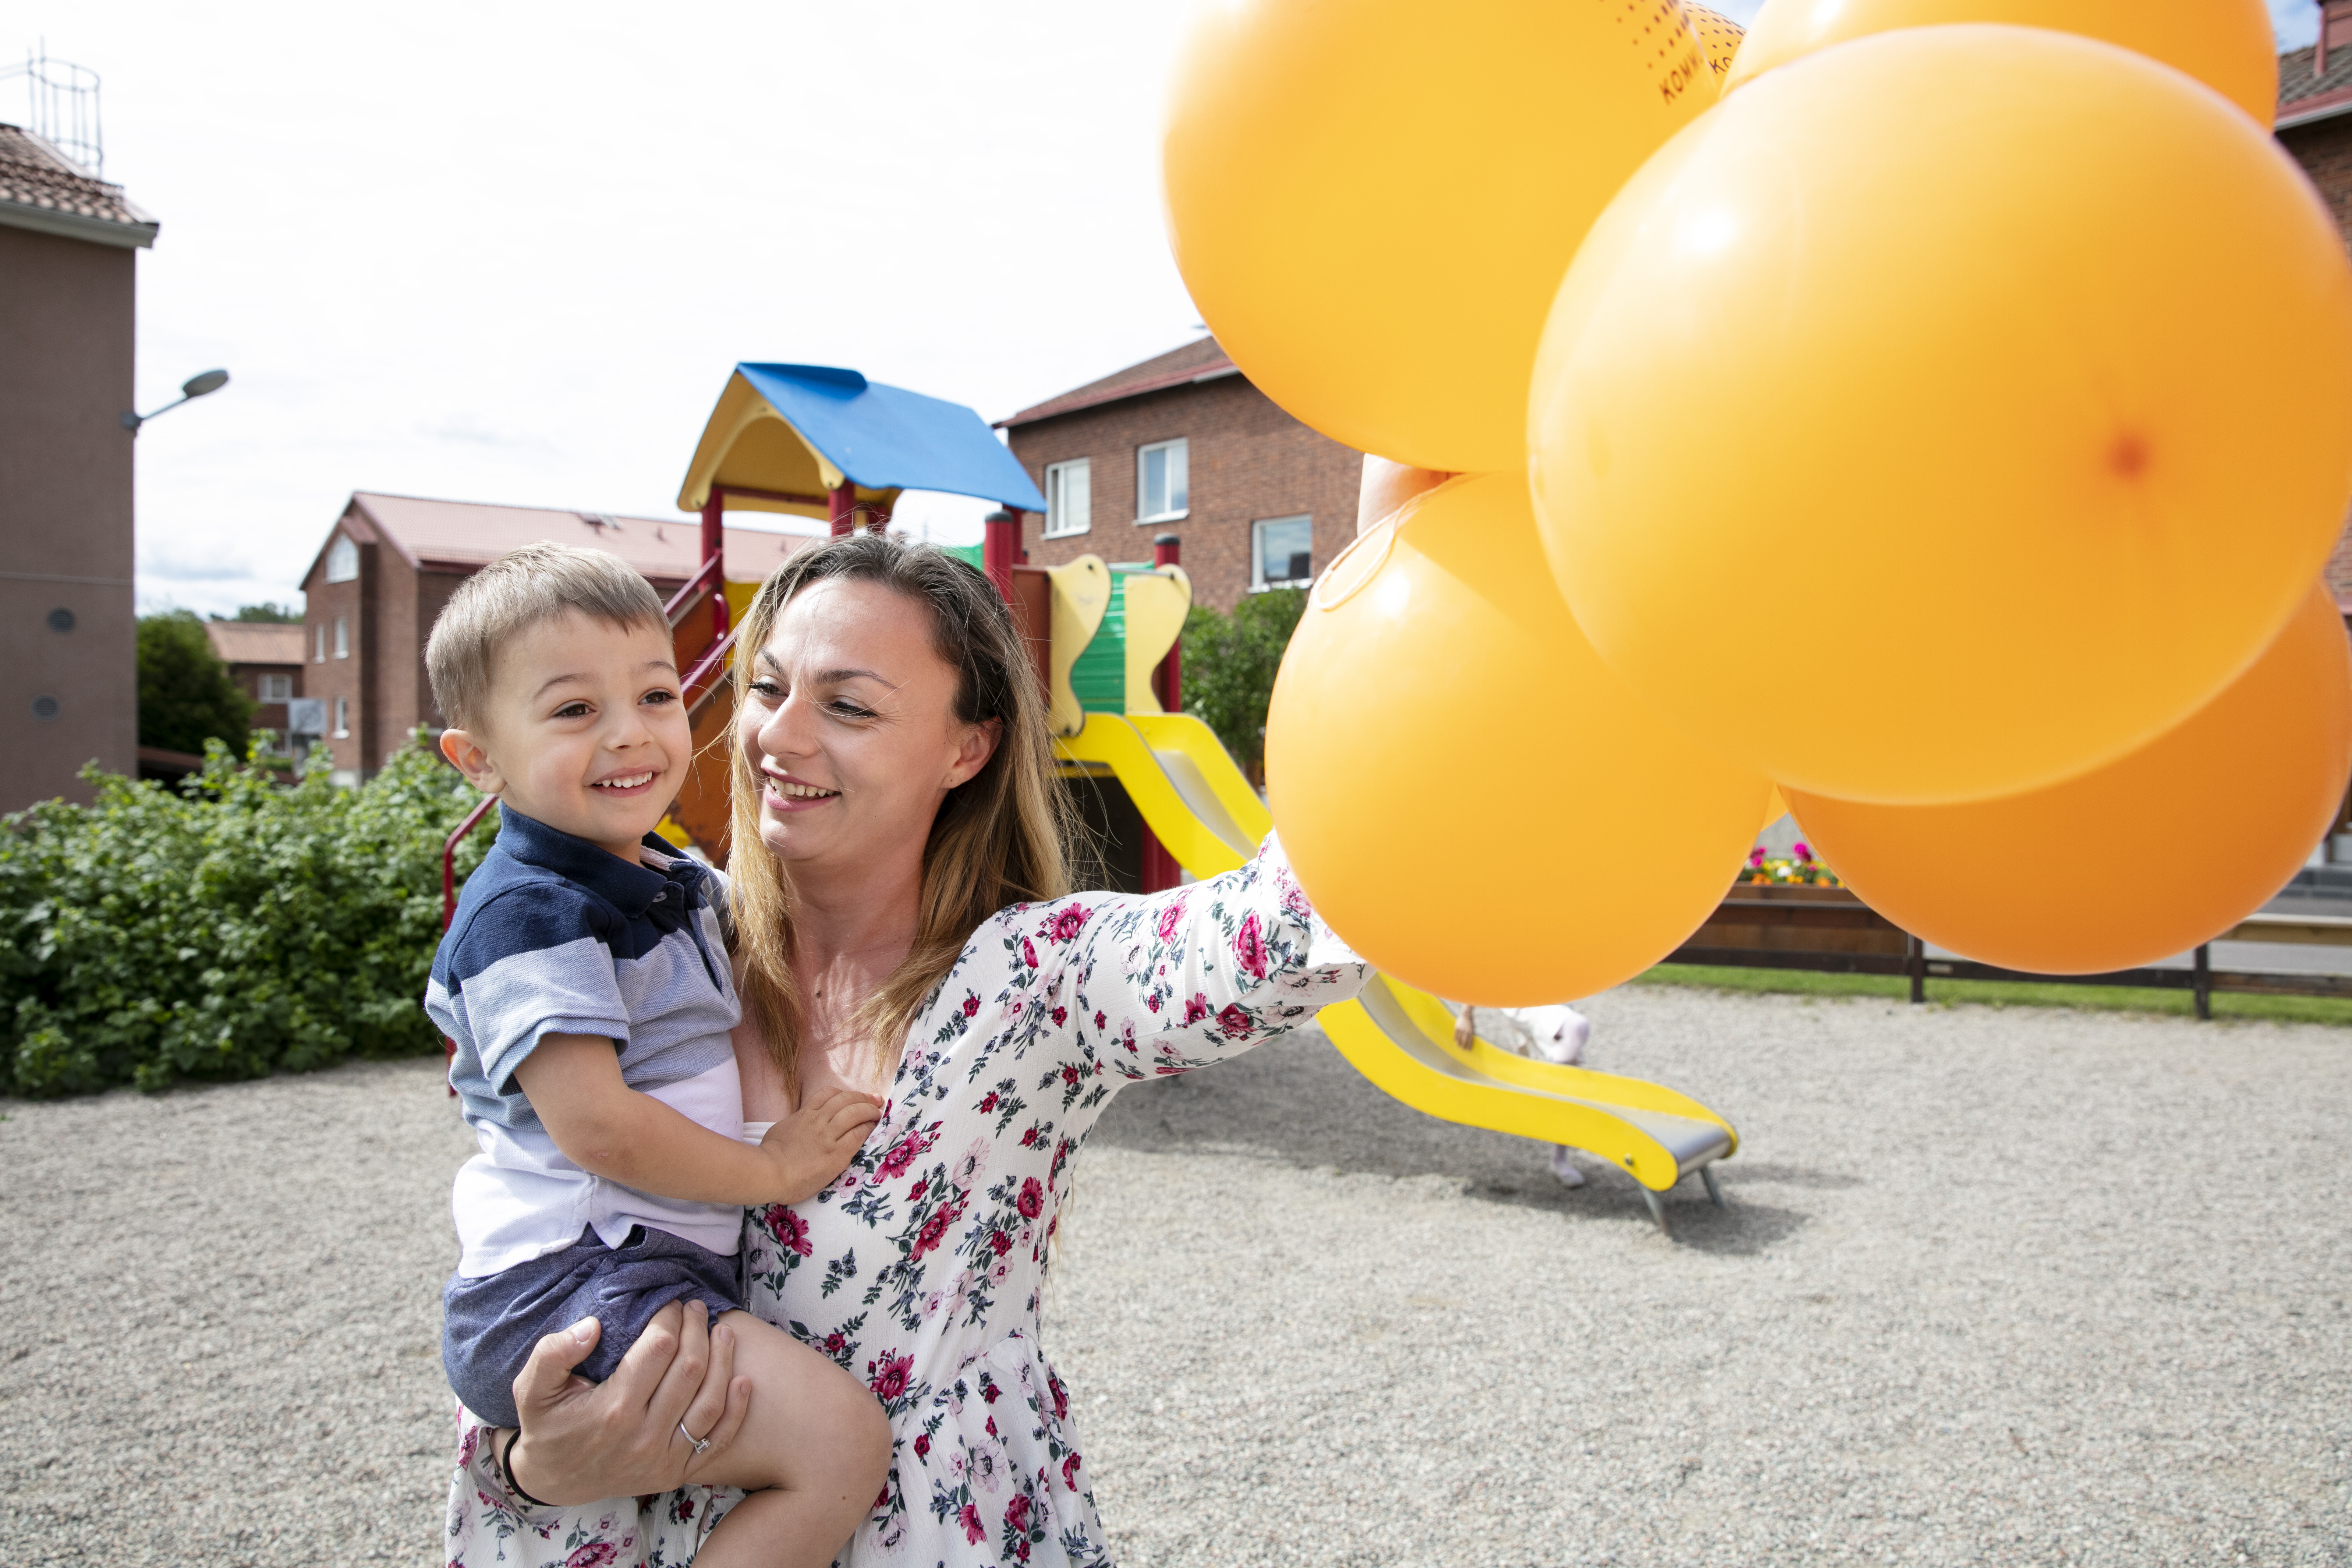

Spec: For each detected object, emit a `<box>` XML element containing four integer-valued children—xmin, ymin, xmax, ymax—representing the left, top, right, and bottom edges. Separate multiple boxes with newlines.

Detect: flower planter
<box><xmin>1681</xmin><ymin>881</ymin><xmax>1912</xmax><ymax>959</ymax></box>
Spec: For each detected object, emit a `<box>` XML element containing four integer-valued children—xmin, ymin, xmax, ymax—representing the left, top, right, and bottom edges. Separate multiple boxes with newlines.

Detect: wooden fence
<box><xmin>1669</xmin><ymin>884</ymin><xmax>2352</xmax><ymax>1019</ymax></box>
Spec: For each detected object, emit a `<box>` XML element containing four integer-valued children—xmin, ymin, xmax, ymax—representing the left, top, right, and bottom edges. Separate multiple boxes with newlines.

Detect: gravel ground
<box><xmin>4</xmin><ymin>988</ymin><xmax>2349</xmax><ymax>1566</ymax></box>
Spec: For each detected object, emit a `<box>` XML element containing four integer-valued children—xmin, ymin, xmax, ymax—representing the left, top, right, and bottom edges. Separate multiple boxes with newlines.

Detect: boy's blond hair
<box><xmin>426</xmin><ymin>542</ymin><xmax>670</xmax><ymax>730</ymax></box>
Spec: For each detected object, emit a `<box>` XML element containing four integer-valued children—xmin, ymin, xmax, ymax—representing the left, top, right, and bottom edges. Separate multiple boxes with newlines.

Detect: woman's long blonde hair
<box><xmin>726</xmin><ymin>533</ymin><xmax>1071</xmax><ymax>1087</ymax></box>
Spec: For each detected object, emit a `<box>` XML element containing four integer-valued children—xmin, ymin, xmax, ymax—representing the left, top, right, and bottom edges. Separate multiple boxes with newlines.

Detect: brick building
<box><xmin>202</xmin><ymin>621</ymin><xmax>304</xmax><ymax>739</ymax></box>
<box><xmin>0</xmin><ymin>124</ymin><xmax>157</xmax><ymax>809</ymax></box>
<box><xmin>2280</xmin><ymin>11</ymin><xmax>2352</xmax><ymax>607</ymax></box>
<box><xmin>999</xmin><ymin>336</ymin><xmax>1362</xmax><ymax>612</ymax></box>
<box><xmin>298</xmin><ymin>492</ymin><xmax>818</xmax><ymax>783</ymax></box>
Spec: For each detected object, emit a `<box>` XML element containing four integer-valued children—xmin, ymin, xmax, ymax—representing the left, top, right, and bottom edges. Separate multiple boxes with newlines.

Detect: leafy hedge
<box><xmin>1</xmin><ymin>739</ymin><xmax>496</xmax><ymax>1097</ymax></box>
<box><xmin>1182</xmin><ymin>587</ymin><xmax>1308</xmax><ymax>782</ymax></box>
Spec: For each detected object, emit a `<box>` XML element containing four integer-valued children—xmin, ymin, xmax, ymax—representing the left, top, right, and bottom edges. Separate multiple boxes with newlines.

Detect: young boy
<box><xmin>425</xmin><ymin>544</ymin><xmax>888</xmax><ymax>1568</ymax></box>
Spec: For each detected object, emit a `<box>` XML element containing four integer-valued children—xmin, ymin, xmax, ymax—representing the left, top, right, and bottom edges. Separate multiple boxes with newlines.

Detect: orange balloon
<box><xmin>1265</xmin><ymin>472</ymin><xmax>1768</xmax><ymax>1004</ymax></box>
<box><xmin>1725</xmin><ymin>0</ymin><xmax>2278</xmax><ymax>125</ymax></box>
<box><xmin>1786</xmin><ymin>584</ymin><xmax>2352</xmax><ymax>974</ymax></box>
<box><xmin>1529</xmin><ymin>26</ymin><xmax>2352</xmax><ymax>806</ymax></box>
<box><xmin>1162</xmin><ymin>0</ymin><xmax>1717</xmax><ymax>474</ymax></box>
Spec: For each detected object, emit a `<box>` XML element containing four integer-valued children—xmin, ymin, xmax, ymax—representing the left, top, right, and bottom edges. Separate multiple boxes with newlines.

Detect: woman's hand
<box><xmin>759</xmin><ymin>1086</ymin><xmax>884</xmax><ymax>1204</ymax></box>
<box><xmin>502</xmin><ymin>1300</ymin><xmax>752</xmax><ymax>1507</ymax></box>
<box><xmin>1358</xmin><ymin>455</ymin><xmax>1456</xmax><ymax>537</ymax></box>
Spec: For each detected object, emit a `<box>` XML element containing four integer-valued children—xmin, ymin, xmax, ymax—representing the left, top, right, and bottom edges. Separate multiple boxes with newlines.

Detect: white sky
<box><xmin>5</xmin><ymin>0</ymin><xmax>2318</xmax><ymax>616</ymax></box>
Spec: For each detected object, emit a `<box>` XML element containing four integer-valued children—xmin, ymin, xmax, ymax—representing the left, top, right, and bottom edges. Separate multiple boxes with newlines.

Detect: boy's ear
<box><xmin>440</xmin><ymin>726</ymin><xmax>504</xmax><ymax>795</ymax></box>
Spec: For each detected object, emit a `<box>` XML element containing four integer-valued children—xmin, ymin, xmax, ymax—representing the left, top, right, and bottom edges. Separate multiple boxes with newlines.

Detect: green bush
<box><xmin>0</xmin><ymin>739</ymin><xmax>497</xmax><ymax>1097</ymax></box>
<box><xmin>138</xmin><ymin>609</ymin><xmax>254</xmax><ymax>755</ymax></box>
<box><xmin>1182</xmin><ymin>587</ymin><xmax>1307</xmax><ymax>781</ymax></box>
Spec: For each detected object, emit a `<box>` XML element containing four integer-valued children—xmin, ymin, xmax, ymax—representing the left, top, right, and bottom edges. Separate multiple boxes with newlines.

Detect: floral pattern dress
<box><xmin>444</xmin><ymin>833</ymin><xmax>1368</xmax><ymax>1567</ymax></box>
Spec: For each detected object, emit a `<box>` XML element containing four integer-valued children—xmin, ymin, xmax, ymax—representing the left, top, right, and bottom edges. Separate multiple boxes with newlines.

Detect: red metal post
<box><xmin>1151</xmin><ymin>533</ymin><xmax>1182</xmax><ymax>712</ymax></box>
<box><xmin>700</xmin><ymin>488</ymin><xmax>728</xmax><ymax>643</ymax></box>
<box><xmin>829</xmin><ymin>480</ymin><xmax>856</xmax><ymax>537</ymax></box>
<box><xmin>982</xmin><ymin>509</ymin><xmax>1019</xmax><ymax>603</ymax></box>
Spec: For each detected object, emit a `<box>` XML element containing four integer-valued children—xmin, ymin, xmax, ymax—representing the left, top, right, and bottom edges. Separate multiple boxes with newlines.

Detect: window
<box><xmin>1136</xmin><ymin>438</ymin><xmax>1188</xmax><ymax>523</ymax></box>
<box><xmin>1252</xmin><ymin>515</ymin><xmax>1314</xmax><ymax>590</ymax></box>
<box><xmin>325</xmin><ymin>534</ymin><xmax>359</xmax><ymax>583</ymax></box>
<box><xmin>1043</xmin><ymin>459</ymin><xmax>1092</xmax><ymax>539</ymax></box>
<box><xmin>333</xmin><ymin>697</ymin><xmax>350</xmax><ymax>737</ymax></box>
<box><xmin>334</xmin><ymin>616</ymin><xmax>349</xmax><ymax>659</ymax></box>
<box><xmin>258</xmin><ymin>674</ymin><xmax>293</xmax><ymax>702</ymax></box>
<box><xmin>313</xmin><ymin>624</ymin><xmax>325</xmax><ymax>663</ymax></box>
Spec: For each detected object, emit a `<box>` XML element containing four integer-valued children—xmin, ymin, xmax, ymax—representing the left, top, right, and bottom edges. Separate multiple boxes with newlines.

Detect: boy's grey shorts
<box><xmin>442</xmin><ymin>1224</ymin><xmax>747</xmax><ymax>1430</ymax></box>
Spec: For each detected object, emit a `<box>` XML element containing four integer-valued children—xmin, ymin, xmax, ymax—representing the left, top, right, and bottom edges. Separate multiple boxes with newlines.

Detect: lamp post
<box><xmin>121</xmin><ymin>368</ymin><xmax>229</xmax><ymax>436</ymax></box>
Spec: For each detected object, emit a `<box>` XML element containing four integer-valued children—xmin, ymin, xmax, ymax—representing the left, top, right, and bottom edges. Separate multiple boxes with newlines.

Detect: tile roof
<box><xmin>205</xmin><ymin>621</ymin><xmax>306</xmax><ymax>668</ymax></box>
<box><xmin>2280</xmin><ymin>43</ymin><xmax>2352</xmax><ymax>126</ymax></box>
<box><xmin>322</xmin><ymin>492</ymin><xmax>823</xmax><ymax>588</ymax></box>
<box><xmin>0</xmin><ymin>122</ymin><xmax>157</xmax><ymax>247</ymax></box>
<box><xmin>997</xmin><ymin>336</ymin><xmax>1238</xmax><ymax>428</ymax></box>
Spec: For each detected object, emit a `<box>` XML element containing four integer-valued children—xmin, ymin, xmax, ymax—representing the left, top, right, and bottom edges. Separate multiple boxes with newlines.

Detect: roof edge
<box><xmin>2279</xmin><ymin>86</ymin><xmax>2352</xmax><ymax>130</ymax></box>
<box><xmin>997</xmin><ymin>358</ymin><xmax>1241</xmax><ymax>429</ymax></box>
<box><xmin>0</xmin><ymin>195</ymin><xmax>157</xmax><ymax>248</ymax></box>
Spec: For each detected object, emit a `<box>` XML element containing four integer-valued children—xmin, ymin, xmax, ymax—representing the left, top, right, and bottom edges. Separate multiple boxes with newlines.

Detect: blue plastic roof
<box><xmin>736</xmin><ymin>363</ymin><xmax>1047</xmax><ymax>513</ymax></box>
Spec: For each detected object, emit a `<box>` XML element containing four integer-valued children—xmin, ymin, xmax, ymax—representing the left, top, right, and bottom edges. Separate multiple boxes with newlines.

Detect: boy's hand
<box><xmin>757</xmin><ymin>1087</ymin><xmax>884</xmax><ymax>1203</ymax></box>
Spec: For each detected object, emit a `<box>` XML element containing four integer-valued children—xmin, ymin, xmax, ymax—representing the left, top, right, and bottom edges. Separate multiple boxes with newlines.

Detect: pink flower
<box><xmin>914</xmin><ymin>1433</ymin><xmax>931</xmax><ymax>1459</ymax></box>
<box><xmin>1093</xmin><ymin>1010</ymin><xmax>1106</xmax><ymax>1029</ymax></box>
<box><xmin>1233</xmin><ymin>912</ymin><xmax>1268</xmax><ymax>980</ymax></box>
<box><xmin>1062</xmin><ymin>1452</ymin><xmax>1083</xmax><ymax>1490</ymax></box>
<box><xmin>1747</xmin><ymin>846</ymin><xmax>1766</xmax><ymax>867</ymax></box>
<box><xmin>958</xmin><ymin>1503</ymin><xmax>987</xmax><ymax>1544</ymax></box>
<box><xmin>1021</xmin><ymin>937</ymin><xmax>1039</xmax><ymax>968</ymax></box>
<box><xmin>988</xmin><ymin>1228</ymin><xmax>1013</xmax><ymax>1256</ymax></box>
<box><xmin>1051</xmin><ymin>906</ymin><xmax>1088</xmax><ymax>942</ymax></box>
<box><xmin>1051</xmin><ymin>1006</ymin><xmax>1068</xmax><ymax>1026</ymax></box>
<box><xmin>564</xmin><ymin>1546</ymin><xmax>619</xmax><ymax>1568</ymax></box>
<box><xmin>867</xmin><ymin>1351</ymin><xmax>913</xmax><ymax>1402</ymax></box>
<box><xmin>963</xmin><ymin>992</ymin><xmax>981</xmax><ymax>1018</ymax></box>
<box><xmin>1792</xmin><ymin>841</ymin><xmax>1813</xmax><ymax>863</ymax></box>
<box><xmin>912</xmin><ymin>1202</ymin><xmax>959</xmax><ymax>1260</ymax></box>
<box><xmin>1017</xmin><ymin>1177</ymin><xmax>1044</xmax><ymax>1219</ymax></box>
<box><xmin>1006</xmin><ymin>1494</ymin><xmax>1033</xmax><ymax>1532</ymax></box>
<box><xmin>761</xmin><ymin>1204</ymin><xmax>812</xmax><ymax>1257</ymax></box>
<box><xmin>1155</xmin><ymin>901</ymin><xmax>1185</xmax><ymax>944</ymax></box>
<box><xmin>1216</xmin><ymin>1003</ymin><xmax>1251</xmax><ymax>1038</ymax></box>
<box><xmin>1182</xmin><ymin>993</ymin><xmax>1211</xmax><ymax>1025</ymax></box>
<box><xmin>1048</xmin><ymin>1369</ymin><xmax>1069</xmax><ymax>1420</ymax></box>
<box><xmin>979</xmin><ymin>1091</ymin><xmax>999</xmax><ymax>1114</ymax></box>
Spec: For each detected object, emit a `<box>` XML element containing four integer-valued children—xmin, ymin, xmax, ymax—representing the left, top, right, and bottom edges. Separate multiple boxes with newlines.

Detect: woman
<box><xmin>443</xmin><ymin>530</ymin><xmax>1371</xmax><ymax>1566</ymax></box>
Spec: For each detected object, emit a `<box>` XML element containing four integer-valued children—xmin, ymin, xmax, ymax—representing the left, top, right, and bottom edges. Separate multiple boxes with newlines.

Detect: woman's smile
<box><xmin>764</xmin><ymin>769</ymin><xmax>843</xmax><ymax>811</ymax></box>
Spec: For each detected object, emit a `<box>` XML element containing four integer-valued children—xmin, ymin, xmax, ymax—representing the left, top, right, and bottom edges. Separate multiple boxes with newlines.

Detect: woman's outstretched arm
<box><xmin>988</xmin><ymin>830</ymin><xmax>1371</xmax><ymax>1086</ymax></box>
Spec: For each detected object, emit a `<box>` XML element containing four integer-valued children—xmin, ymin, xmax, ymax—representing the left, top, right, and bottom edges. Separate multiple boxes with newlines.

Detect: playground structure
<box><xmin>443</xmin><ymin>363</ymin><xmax>1737</xmax><ymax>1232</ymax></box>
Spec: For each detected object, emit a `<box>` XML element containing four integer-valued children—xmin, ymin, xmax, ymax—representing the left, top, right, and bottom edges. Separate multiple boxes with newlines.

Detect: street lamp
<box><xmin>121</xmin><ymin>368</ymin><xmax>230</xmax><ymax>435</ymax></box>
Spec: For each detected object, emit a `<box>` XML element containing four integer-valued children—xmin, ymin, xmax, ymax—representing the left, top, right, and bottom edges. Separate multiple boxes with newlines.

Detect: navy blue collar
<box><xmin>493</xmin><ymin>803</ymin><xmax>708</xmax><ymax>920</ymax></box>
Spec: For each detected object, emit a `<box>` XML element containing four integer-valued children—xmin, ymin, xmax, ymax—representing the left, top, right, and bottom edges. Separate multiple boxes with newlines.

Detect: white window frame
<box><xmin>333</xmin><ymin>696</ymin><xmax>350</xmax><ymax>738</ymax></box>
<box><xmin>258</xmin><ymin>674</ymin><xmax>293</xmax><ymax>703</ymax></box>
<box><xmin>1251</xmin><ymin>514</ymin><xmax>1315</xmax><ymax>591</ymax></box>
<box><xmin>312</xmin><ymin>624</ymin><xmax>325</xmax><ymax>663</ymax></box>
<box><xmin>325</xmin><ymin>534</ymin><xmax>359</xmax><ymax>583</ymax></box>
<box><xmin>1136</xmin><ymin>438</ymin><xmax>1189</xmax><ymax>524</ymax></box>
<box><xmin>1043</xmin><ymin>458</ymin><xmax>1092</xmax><ymax>539</ymax></box>
<box><xmin>334</xmin><ymin>616</ymin><xmax>349</xmax><ymax>659</ymax></box>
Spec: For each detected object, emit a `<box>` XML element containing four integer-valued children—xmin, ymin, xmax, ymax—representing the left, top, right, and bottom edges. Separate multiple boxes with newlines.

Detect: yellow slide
<box><xmin>1056</xmin><ymin>711</ymin><xmax>1737</xmax><ymax>1229</ymax></box>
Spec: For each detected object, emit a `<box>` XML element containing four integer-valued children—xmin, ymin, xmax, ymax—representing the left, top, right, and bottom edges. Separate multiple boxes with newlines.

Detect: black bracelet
<box><xmin>501</xmin><ymin>1427</ymin><xmax>555</xmax><ymax>1509</ymax></box>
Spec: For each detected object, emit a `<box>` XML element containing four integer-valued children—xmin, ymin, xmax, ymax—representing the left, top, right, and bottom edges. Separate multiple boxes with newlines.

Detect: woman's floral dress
<box><xmin>444</xmin><ymin>834</ymin><xmax>1368</xmax><ymax>1567</ymax></box>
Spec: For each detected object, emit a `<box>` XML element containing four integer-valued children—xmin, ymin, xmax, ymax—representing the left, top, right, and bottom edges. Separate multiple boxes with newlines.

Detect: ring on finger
<box><xmin>679</xmin><ymin>1421</ymin><xmax>711</xmax><ymax>1458</ymax></box>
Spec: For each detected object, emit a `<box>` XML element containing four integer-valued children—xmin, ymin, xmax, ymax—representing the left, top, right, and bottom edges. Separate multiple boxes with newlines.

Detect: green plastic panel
<box><xmin>1070</xmin><ymin>572</ymin><xmax>1127</xmax><ymax>714</ymax></box>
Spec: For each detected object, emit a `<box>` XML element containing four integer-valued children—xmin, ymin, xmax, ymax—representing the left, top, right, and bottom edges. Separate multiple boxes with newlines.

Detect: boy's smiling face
<box><xmin>438</xmin><ymin>611</ymin><xmax>690</xmax><ymax>861</ymax></box>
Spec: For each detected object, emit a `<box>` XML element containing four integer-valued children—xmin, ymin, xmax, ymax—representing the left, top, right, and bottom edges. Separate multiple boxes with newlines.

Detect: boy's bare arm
<box><xmin>514</xmin><ymin>1034</ymin><xmax>881</xmax><ymax>1206</ymax></box>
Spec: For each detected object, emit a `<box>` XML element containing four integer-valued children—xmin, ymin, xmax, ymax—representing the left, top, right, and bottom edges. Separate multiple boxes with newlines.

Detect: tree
<box><xmin>1180</xmin><ymin>587</ymin><xmax>1307</xmax><ymax>782</ymax></box>
<box><xmin>218</xmin><ymin>602</ymin><xmax>301</xmax><ymax>623</ymax></box>
<box><xmin>138</xmin><ymin>610</ymin><xmax>254</xmax><ymax>755</ymax></box>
